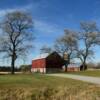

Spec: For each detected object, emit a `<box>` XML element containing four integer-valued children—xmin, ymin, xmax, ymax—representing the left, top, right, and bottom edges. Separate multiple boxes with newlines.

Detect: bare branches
<box><xmin>76</xmin><ymin>21</ymin><xmax>100</xmax><ymax>70</ymax></box>
<box><xmin>40</xmin><ymin>45</ymin><xmax>53</xmax><ymax>54</ymax></box>
<box><xmin>54</xmin><ymin>22</ymin><xmax>100</xmax><ymax>70</ymax></box>
<box><xmin>0</xmin><ymin>11</ymin><xmax>34</xmax><ymax>74</ymax></box>
<box><xmin>54</xmin><ymin>29</ymin><xmax>78</xmax><ymax>63</ymax></box>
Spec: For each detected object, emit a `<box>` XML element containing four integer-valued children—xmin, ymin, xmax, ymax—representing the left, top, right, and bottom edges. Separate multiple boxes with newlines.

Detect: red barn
<box><xmin>31</xmin><ymin>52</ymin><xmax>64</xmax><ymax>73</ymax></box>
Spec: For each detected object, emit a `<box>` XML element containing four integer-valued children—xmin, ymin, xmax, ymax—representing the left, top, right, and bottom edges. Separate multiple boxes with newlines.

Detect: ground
<box><xmin>0</xmin><ymin>74</ymin><xmax>100</xmax><ymax>100</ymax></box>
<box><xmin>48</xmin><ymin>73</ymin><xmax>100</xmax><ymax>85</ymax></box>
<box><xmin>67</xmin><ymin>70</ymin><xmax>100</xmax><ymax>77</ymax></box>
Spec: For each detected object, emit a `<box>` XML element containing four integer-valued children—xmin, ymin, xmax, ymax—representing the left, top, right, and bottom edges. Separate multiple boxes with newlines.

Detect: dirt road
<box><xmin>48</xmin><ymin>74</ymin><xmax>100</xmax><ymax>85</ymax></box>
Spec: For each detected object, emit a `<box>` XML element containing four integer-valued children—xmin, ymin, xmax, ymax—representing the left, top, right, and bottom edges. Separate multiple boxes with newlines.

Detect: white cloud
<box><xmin>0</xmin><ymin>4</ymin><xmax>33</xmax><ymax>18</ymax></box>
<box><xmin>0</xmin><ymin>9</ymin><xmax>14</xmax><ymax>17</ymax></box>
<box><xmin>0</xmin><ymin>3</ymin><xmax>62</xmax><ymax>35</ymax></box>
<box><xmin>34</xmin><ymin>19</ymin><xmax>62</xmax><ymax>35</ymax></box>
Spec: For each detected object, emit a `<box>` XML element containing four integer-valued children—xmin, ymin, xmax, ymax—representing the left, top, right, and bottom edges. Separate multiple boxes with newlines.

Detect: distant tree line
<box><xmin>20</xmin><ymin>64</ymin><xmax>31</xmax><ymax>73</ymax></box>
<box><xmin>87</xmin><ymin>63</ymin><xmax>100</xmax><ymax>69</ymax></box>
<box><xmin>0</xmin><ymin>64</ymin><xmax>32</xmax><ymax>72</ymax></box>
<box><xmin>0</xmin><ymin>66</ymin><xmax>20</xmax><ymax>72</ymax></box>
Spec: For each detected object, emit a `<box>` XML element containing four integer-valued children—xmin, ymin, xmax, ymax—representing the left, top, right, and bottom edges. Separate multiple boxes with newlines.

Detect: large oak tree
<box><xmin>77</xmin><ymin>22</ymin><xmax>100</xmax><ymax>70</ymax></box>
<box><xmin>55</xmin><ymin>29</ymin><xmax>78</xmax><ymax>65</ymax></box>
<box><xmin>0</xmin><ymin>11</ymin><xmax>34</xmax><ymax>74</ymax></box>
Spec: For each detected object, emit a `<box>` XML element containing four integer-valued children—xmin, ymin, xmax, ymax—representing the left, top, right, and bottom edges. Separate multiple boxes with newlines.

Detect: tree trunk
<box><xmin>82</xmin><ymin>59</ymin><xmax>87</xmax><ymax>71</ymax></box>
<box><xmin>11</xmin><ymin>49</ymin><xmax>16</xmax><ymax>74</ymax></box>
<box><xmin>65</xmin><ymin>55</ymin><xmax>70</xmax><ymax>72</ymax></box>
<box><xmin>82</xmin><ymin>62</ymin><xmax>85</xmax><ymax>71</ymax></box>
<box><xmin>11</xmin><ymin>55</ymin><xmax>15</xmax><ymax>74</ymax></box>
<box><xmin>65</xmin><ymin>62</ymin><xmax>68</xmax><ymax>72</ymax></box>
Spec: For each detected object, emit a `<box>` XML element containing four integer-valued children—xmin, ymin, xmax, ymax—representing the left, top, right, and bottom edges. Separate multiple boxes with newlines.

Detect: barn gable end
<box><xmin>46</xmin><ymin>52</ymin><xmax>64</xmax><ymax>73</ymax></box>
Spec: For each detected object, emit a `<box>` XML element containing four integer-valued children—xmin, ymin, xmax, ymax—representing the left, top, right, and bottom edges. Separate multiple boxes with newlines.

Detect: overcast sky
<box><xmin>0</xmin><ymin>0</ymin><xmax>100</xmax><ymax>66</ymax></box>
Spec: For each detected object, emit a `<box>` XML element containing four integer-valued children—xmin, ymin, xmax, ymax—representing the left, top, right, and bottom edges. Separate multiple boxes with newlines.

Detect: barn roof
<box><xmin>33</xmin><ymin>53</ymin><xmax>49</xmax><ymax>60</ymax></box>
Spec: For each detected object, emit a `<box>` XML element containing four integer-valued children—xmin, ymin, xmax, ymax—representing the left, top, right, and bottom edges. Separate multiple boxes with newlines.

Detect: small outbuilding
<box><xmin>67</xmin><ymin>63</ymin><xmax>81</xmax><ymax>72</ymax></box>
<box><xmin>31</xmin><ymin>52</ymin><xmax>64</xmax><ymax>73</ymax></box>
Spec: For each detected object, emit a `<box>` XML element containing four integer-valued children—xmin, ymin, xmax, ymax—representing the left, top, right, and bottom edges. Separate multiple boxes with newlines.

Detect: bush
<box><xmin>20</xmin><ymin>65</ymin><xmax>31</xmax><ymax>73</ymax></box>
<box><xmin>96</xmin><ymin>63</ymin><xmax>100</xmax><ymax>69</ymax></box>
<box><xmin>87</xmin><ymin>63</ymin><xmax>96</xmax><ymax>68</ymax></box>
<box><xmin>0</xmin><ymin>66</ymin><xmax>20</xmax><ymax>72</ymax></box>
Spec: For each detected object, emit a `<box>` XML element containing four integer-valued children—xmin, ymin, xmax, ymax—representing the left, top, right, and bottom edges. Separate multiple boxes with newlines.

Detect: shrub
<box><xmin>20</xmin><ymin>65</ymin><xmax>31</xmax><ymax>73</ymax></box>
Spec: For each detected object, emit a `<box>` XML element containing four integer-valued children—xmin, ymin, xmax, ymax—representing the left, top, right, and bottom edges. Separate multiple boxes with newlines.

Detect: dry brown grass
<box><xmin>0</xmin><ymin>74</ymin><xmax>99</xmax><ymax>100</ymax></box>
<box><xmin>0</xmin><ymin>86</ymin><xmax>100</xmax><ymax>100</ymax></box>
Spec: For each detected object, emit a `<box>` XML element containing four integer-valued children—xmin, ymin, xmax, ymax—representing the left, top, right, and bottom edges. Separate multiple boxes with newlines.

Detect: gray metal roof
<box><xmin>33</xmin><ymin>53</ymin><xmax>49</xmax><ymax>60</ymax></box>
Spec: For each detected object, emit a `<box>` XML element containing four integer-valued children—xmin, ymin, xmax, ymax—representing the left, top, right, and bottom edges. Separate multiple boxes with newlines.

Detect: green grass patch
<box><xmin>0</xmin><ymin>73</ymin><xmax>99</xmax><ymax>100</ymax></box>
<box><xmin>67</xmin><ymin>70</ymin><xmax>100</xmax><ymax>77</ymax></box>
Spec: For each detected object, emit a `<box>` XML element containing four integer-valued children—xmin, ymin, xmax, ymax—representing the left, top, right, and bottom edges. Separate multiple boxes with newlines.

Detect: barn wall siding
<box><xmin>46</xmin><ymin>52</ymin><xmax>64</xmax><ymax>69</ymax></box>
<box><xmin>46</xmin><ymin>68</ymin><xmax>62</xmax><ymax>73</ymax></box>
<box><xmin>31</xmin><ymin>68</ymin><xmax>46</xmax><ymax>73</ymax></box>
<box><xmin>32</xmin><ymin>59</ymin><xmax>46</xmax><ymax>68</ymax></box>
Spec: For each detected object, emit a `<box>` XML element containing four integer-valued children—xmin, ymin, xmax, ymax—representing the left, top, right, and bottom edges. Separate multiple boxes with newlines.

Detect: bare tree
<box><xmin>77</xmin><ymin>22</ymin><xmax>100</xmax><ymax>70</ymax></box>
<box><xmin>0</xmin><ymin>11</ymin><xmax>34</xmax><ymax>74</ymax></box>
<box><xmin>40</xmin><ymin>45</ymin><xmax>53</xmax><ymax>54</ymax></box>
<box><xmin>54</xmin><ymin>29</ymin><xmax>78</xmax><ymax>64</ymax></box>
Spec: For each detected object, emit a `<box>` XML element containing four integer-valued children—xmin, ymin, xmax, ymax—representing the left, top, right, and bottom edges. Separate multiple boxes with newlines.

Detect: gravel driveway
<box><xmin>48</xmin><ymin>74</ymin><xmax>100</xmax><ymax>85</ymax></box>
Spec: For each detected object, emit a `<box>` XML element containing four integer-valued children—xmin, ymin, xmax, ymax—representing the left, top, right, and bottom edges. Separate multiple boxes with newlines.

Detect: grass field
<box><xmin>0</xmin><ymin>74</ymin><xmax>100</xmax><ymax>100</ymax></box>
<box><xmin>67</xmin><ymin>70</ymin><xmax>100</xmax><ymax>77</ymax></box>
